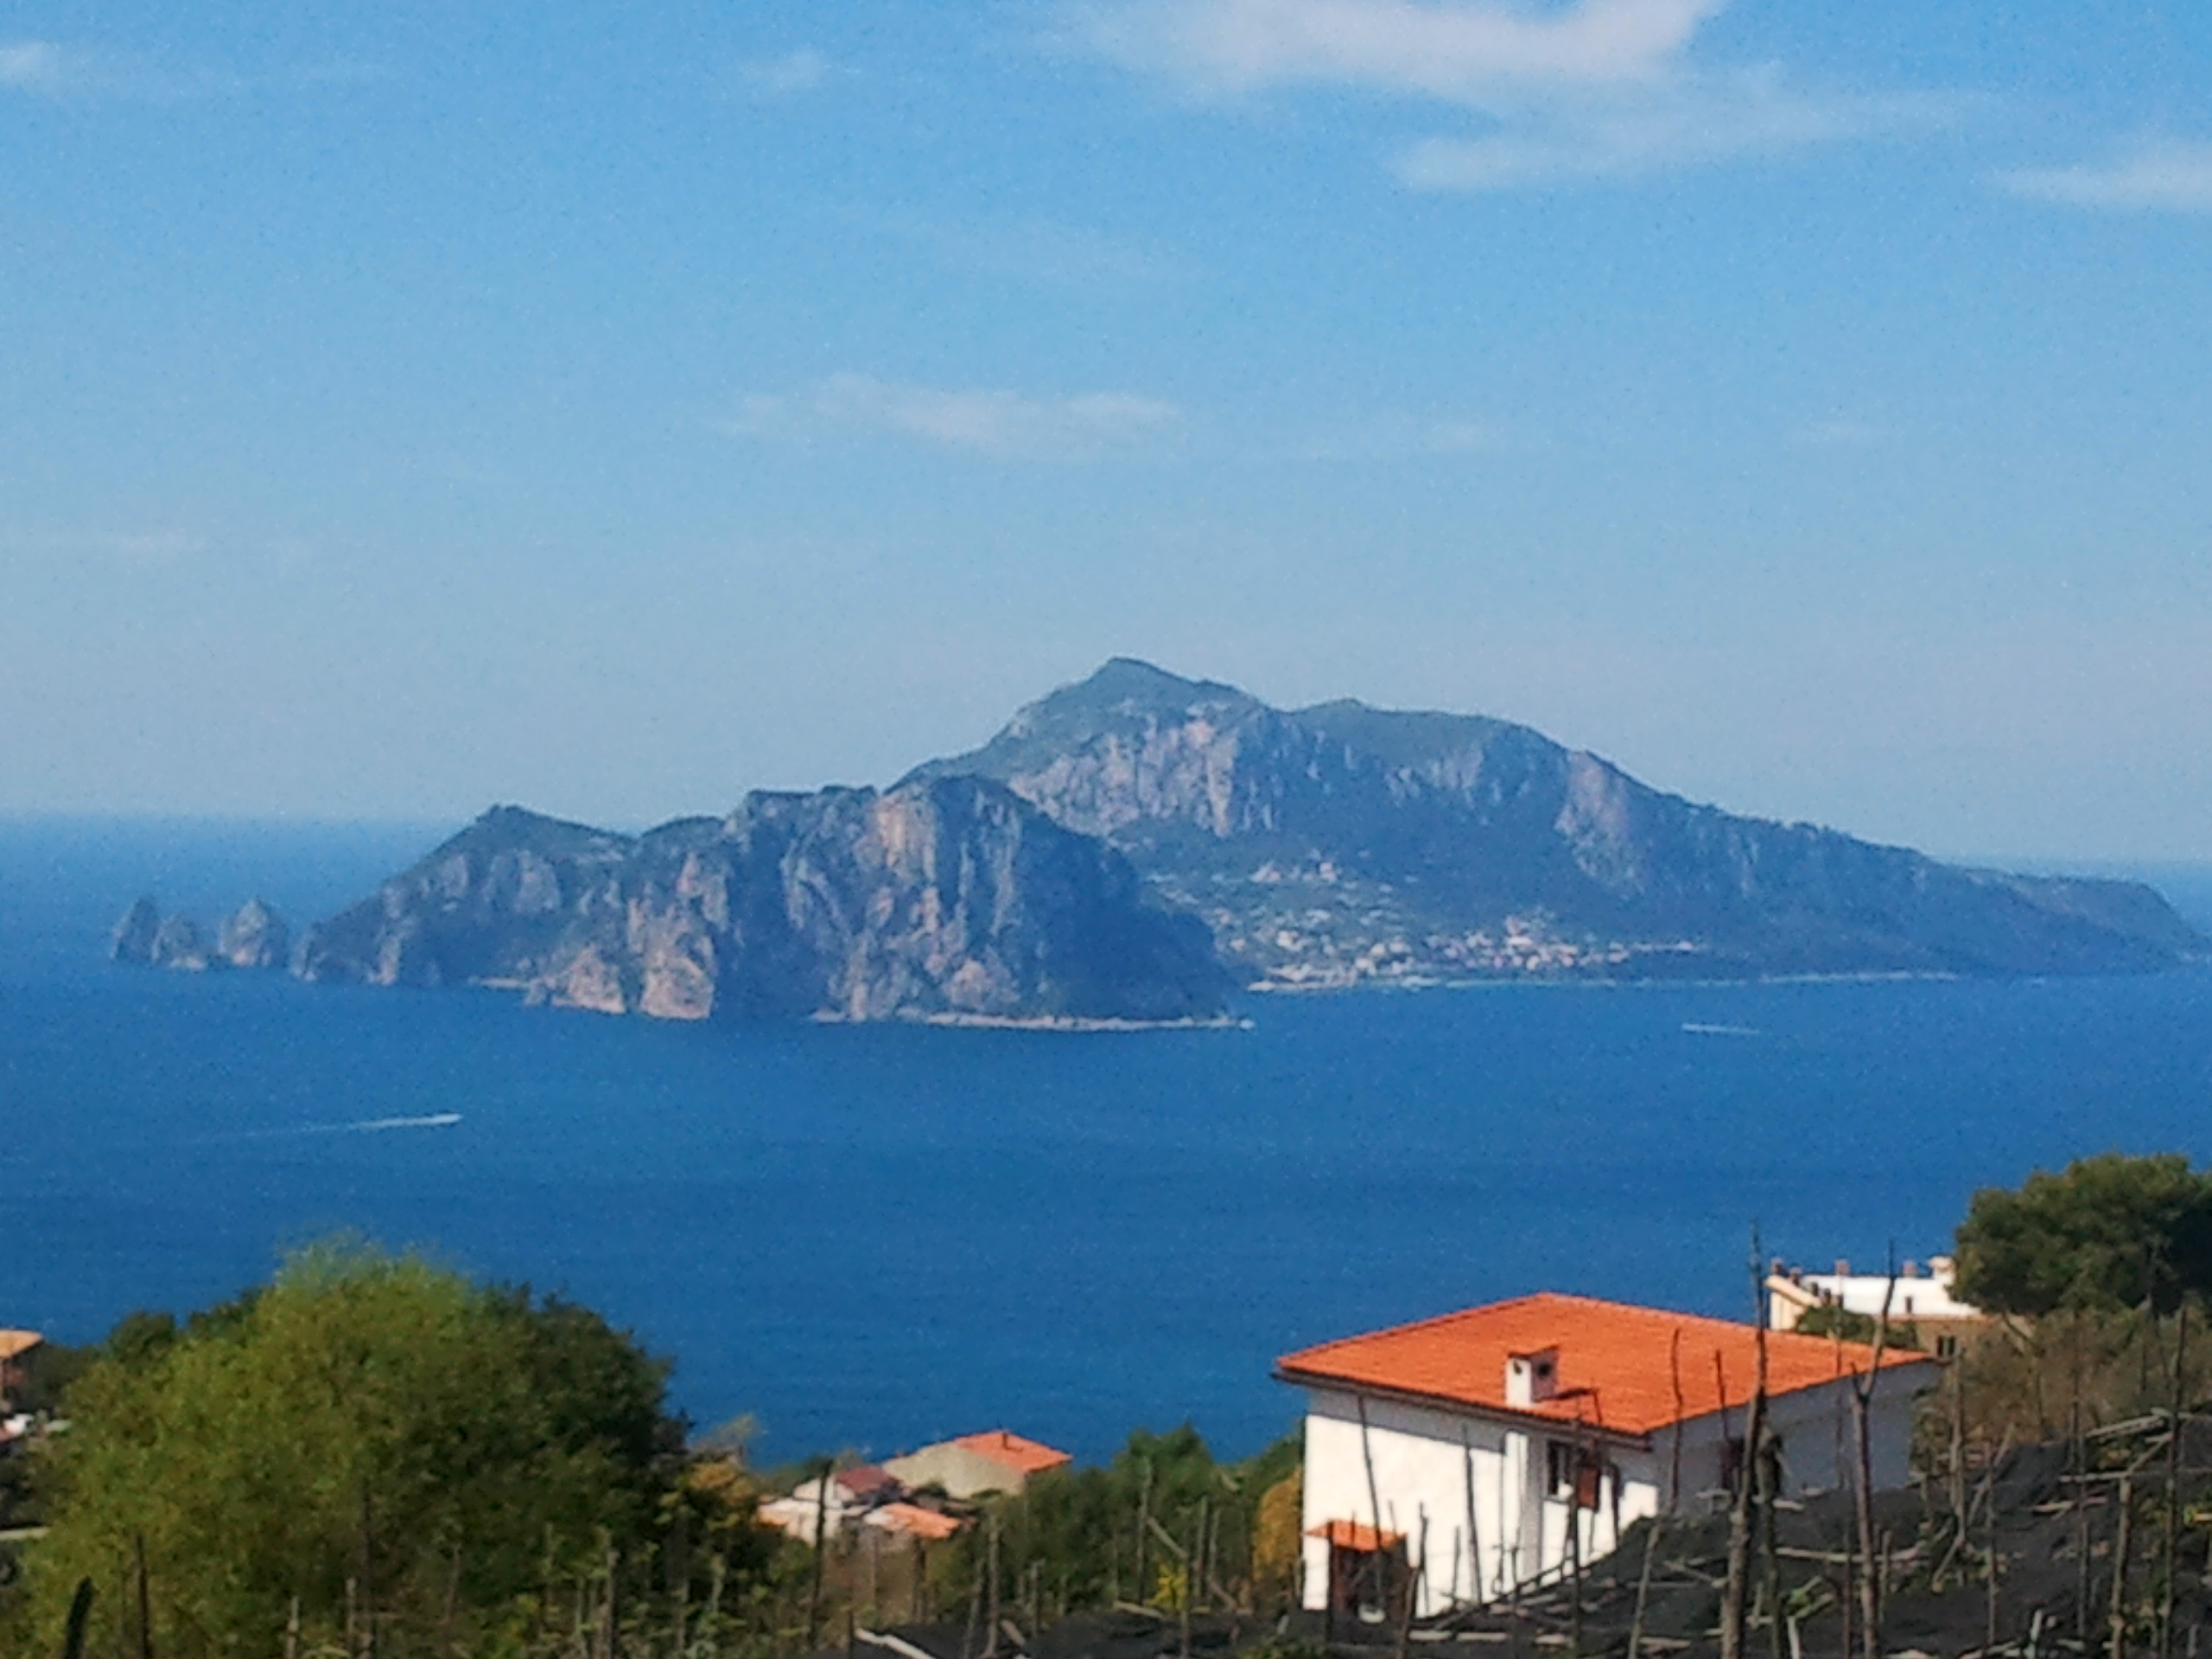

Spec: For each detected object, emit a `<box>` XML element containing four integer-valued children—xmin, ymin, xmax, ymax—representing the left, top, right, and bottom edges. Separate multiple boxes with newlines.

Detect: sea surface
<box><xmin>6</xmin><ymin>818</ymin><xmax>2212</xmax><ymax>1466</ymax></box>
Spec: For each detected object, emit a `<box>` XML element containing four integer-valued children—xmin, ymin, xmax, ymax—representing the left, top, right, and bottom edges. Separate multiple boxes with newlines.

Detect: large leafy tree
<box><xmin>1954</xmin><ymin>1152</ymin><xmax>2212</xmax><ymax>1316</ymax></box>
<box><xmin>18</xmin><ymin>1243</ymin><xmax>681</xmax><ymax>1659</ymax></box>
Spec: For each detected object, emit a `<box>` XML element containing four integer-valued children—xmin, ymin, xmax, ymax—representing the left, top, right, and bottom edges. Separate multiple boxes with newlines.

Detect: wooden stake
<box><xmin>1850</xmin><ymin>1252</ymin><xmax>1901</xmax><ymax>1659</ymax></box>
<box><xmin>1357</xmin><ymin>1394</ymin><xmax>1389</xmax><ymax>1615</ymax></box>
<box><xmin>807</xmin><ymin>1462</ymin><xmax>831</xmax><ymax>1651</ymax></box>
<box><xmin>1395</xmin><ymin>1512</ymin><xmax>1427</xmax><ymax>1659</ymax></box>
<box><xmin>61</xmin><ymin>1579</ymin><xmax>94</xmax><ymax>1659</ymax></box>
<box><xmin>2110</xmin><ymin>1474</ymin><xmax>2134</xmax><ymax>1659</ymax></box>
<box><xmin>133</xmin><ymin>1535</ymin><xmax>152</xmax><ymax>1659</ymax></box>
<box><xmin>1462</xmin><ymin>1430</ymin><xmax>1483</xmax><ymax>1607</ymax></box>
<box><xmin>2164</xmin><ymin>1307</ymin><xmax>2189</xmax><ymax>1659</ymax></box>
<box><xmin>985</xmin><ymin>1513</ymin><xmax>1001</xmax><ymax>1659</ymax></box>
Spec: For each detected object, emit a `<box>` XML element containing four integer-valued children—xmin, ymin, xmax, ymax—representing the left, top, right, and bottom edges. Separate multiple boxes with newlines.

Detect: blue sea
<box><xmin>5</xmin><ymin>818</ymin><xmax>2211</xmax><ymax>1466</ymax></box>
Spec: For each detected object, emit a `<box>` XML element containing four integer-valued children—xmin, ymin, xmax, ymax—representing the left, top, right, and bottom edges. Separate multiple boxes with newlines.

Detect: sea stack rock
<box><xmin>218</xmin><ymin>898</ymin><xmax>290</xmax><ymax>969</ymax></box>
<box><xmin>111</xmin><ymin>897</ymin><xmax>163</xmax><ymax>964</ymax></box>
<box><xmin>149</xmin><ymin>914</ymin><xmax>212</xmax><ymax>971</ymax></box>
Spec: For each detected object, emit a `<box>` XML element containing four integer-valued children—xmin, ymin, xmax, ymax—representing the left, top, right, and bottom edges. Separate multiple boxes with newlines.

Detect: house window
<box><xmin>1546</xmin><ymin>1442</ymin><xmax>1603</xmax><ymax>1509</ymax></box>
<box><xmin>1936</xmin><ymin>1333</ymin><xmax>1959</xmax><ymax>1359</ymax></box>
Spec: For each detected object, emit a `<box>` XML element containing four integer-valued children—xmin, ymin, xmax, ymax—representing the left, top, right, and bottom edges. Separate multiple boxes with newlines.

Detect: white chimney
<box><xmin>1505</xmin><ymin>1348</ymin><xmax>1560</xmax><ymax>1408</ymax></box>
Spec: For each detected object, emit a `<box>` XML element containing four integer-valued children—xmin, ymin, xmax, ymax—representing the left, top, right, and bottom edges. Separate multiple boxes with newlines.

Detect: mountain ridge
<box><xmin>909</xmin><ymin>659</ymin><xmax>2206</xmax><ymax>986</ymax></box>
<box><xmin>290</xmin><ymin>774</ymin><xmax>1230</xmax><ymax>1025</ymax></box>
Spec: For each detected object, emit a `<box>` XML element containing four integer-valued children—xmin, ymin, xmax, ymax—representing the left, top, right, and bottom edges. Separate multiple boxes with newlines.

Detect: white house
<box><xmin>1279</xmin><ymin>1293</ymin><xmax>1939</xmax><ymax>1618</ymax></box>
<box><xmin>1767</xmin><ymin>1257</ymin><xmax>1984</xmax><ymax>1356</ymax></box>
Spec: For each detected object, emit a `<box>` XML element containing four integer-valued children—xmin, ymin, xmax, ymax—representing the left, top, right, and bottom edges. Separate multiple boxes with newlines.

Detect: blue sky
<box><xmin>3</xmin><ymin>1</ymin><xmax>2209</xmax><ymax>861</ymax></box>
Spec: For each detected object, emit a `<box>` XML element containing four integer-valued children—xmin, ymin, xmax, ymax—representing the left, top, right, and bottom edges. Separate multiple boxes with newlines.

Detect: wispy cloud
<box><xmin>0</xmin><ymin>40</ymin><xmax>245</xmax><ymax>99</ymax></box>
<box><xmin>0</xmin><ymin>41</ymin><xmax>66</xmax><ymax>92</ymax></box>
<box><xmin>1060</xmin><ymin>0</ymin><xmax>1953</xmax><ymax>189</ymax></box>
<box><xmin>0</xmin><ymin>526</ymin><xmax>212</xmax><ymax>563</ymax></box>
<box><xmin>0</xmin><ymin>38</ymin><xmax>375</xmax><ymax>100</ymax></box>
<box><xmin>721</xmin><ymin>374</ymin><xmax>1183</xmax><ymax>459</ymax></box>
<box><xmin>1395</xmin><ymin>71</ymin><xmax>1951</xmax><ymax>189</ymax></box>
<box><xmin>2000</xmin><ymin>141</ymin><xmax>2212</xmax><ymax>214</ymax></box>
<box><xmin>1066</xmin><ymin>0</ymin><xmax>1719</xmax><ymax>96</ymax></box>
<box><xmin>738</xmin><ymin>48</ymin><xmax>835</xmax><ymax>99</ymax></box>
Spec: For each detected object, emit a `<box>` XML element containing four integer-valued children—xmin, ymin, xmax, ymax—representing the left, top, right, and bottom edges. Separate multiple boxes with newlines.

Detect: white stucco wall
<box><xmin>1770</xmin><ymin>1262</ymin><xmax>1979</xmax><ymax>1330</ymax></box>
<box><xmin>1298</xmin><ymin>1364</ymin><xmax>1935</xmax><ymax>1613</ymax></box>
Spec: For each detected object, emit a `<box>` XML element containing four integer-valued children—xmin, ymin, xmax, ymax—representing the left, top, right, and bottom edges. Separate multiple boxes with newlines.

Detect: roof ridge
<box><xmin>1282</xmin><ymin>1293</ymin><xmax>1554</xmax><ymax>1359</ymax></box>
<box><xmin>1275</xmin><ymin>1292</ymin><xmax>1934</xmax><ymax>1437</ymax></box>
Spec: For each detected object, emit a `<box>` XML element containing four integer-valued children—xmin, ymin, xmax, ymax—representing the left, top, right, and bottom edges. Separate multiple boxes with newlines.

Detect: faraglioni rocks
<box><xmin>218</xmin><ymin>898</ymin><xmax>290</xmax><ymax>969</ymax></box>
<box><xmin>111</xmin><ymin>897</ymin><xmax>163</xmax><ymax>964</ymax></box>
<box><xmin>291</xmin><ymin>778</ymin><xmax>1231</xmax><ymax>1026</ymax></box>
<box><xmin>906</xmin><ymin>658</ymin><xmax>2209</xmax><ymax>985</ymax></box>
<box><xmin>112</xmin><ymin>896</ymin><xmax>294</xmax><ymax>972</ymax></box>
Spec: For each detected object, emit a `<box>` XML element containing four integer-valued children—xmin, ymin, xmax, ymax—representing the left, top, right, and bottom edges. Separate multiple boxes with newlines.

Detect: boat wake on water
<box><xmin>331</xmin><ymin>1113</ymin><xmax>464</xmax><ymax>1133</ymax></box>
<box><xmin>218</xmin><ymin>1113</ymin><xmax>465</xmax><ymax>1141</ymax></box>
<box><xmin>1681</xmin><ymin>1022</ymin><xmax>1762</xmax><ymax>1038</ymax></box>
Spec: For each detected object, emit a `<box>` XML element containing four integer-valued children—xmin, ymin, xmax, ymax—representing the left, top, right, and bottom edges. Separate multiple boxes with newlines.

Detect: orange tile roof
<box><xmin>1277</xmin><ymin>1293</ymin><xmax>1934</xmax><ymax>1440</ymax></box>
<box><xmin>0</xmin><ymin>1331</ymin><xmax>42</xmax><ymax>1364</ymax></box>
<box><xmin>1307</xmin><ymin>1521</ymin><xmax>1404</xmax><ymax>1550</ymax></box>
<box><xmin>953</xmin><ymin>1429</ymin><xmax>1072</xmax><ymax>1476</ymax></box>
<box><xmin>868</xmin><ymin>1502</ymin><xmax>965</xmax><ymax>1543</ymax></box>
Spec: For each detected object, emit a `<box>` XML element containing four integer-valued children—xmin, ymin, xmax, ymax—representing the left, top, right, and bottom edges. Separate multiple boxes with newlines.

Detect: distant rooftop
<box><xmin>952</xmin><ymin>1429</ymin><xmax>1072</xmax><ymax>1477</ymax></box>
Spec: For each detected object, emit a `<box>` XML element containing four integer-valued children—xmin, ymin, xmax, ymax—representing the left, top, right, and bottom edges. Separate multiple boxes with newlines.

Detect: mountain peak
<box><xmin>1044</xmin><ymin>658</ymin><xmax>1256</xmax><ymax>720</ymax></box>
<box><xmin>906</xmin><ymin>664</ymin><xmax>2209</xmax><ymax>982</ymax></box>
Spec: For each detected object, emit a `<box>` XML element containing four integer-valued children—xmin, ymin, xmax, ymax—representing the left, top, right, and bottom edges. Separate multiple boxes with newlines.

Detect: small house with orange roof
<box><xmin>882</xmin><ymin>1429</ymin><xmax>1072</xmax><ymax>1500</ymax></box>
<box><xmin>1277</xmin><ymin>1293</ymin><xmax>1937</xmax><ymax>1618</ymax></box>
<box><xmin>0</xmin><ymin>1331</ymin><xmax>42</xmax><ymax>1412</ymax></box>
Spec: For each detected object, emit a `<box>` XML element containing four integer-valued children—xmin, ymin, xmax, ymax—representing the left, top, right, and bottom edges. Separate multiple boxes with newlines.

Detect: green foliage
<box><xmin>1955</xmin><ymin>1152</ymin><xmax>2212</xmax><ymax>1316</ymax></box>
<box><xmin>931</xmin><ymin>1423</ymin><xmax>1304</xmax><ymax>1622</ymax></box>
<box><xmin>3</xmin><ymin>1339</ymin><xmax>97</xmax><ymax>1420</ymax></box>
<box><xmin>1792</xmin><ymin>1304</ymin><xmax>1923</xmax><ymax>1351</ymax></box>
<box><xmin>13</xmin><ymin>1241</ymin><xmax>683</xmax><ymax>1659</ymax></box>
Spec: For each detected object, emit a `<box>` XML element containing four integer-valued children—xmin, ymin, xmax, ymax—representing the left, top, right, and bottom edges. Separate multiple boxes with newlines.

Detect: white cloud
<box><xmin>739</xmin><ymin>48</ymin><xmax>833</xmax><ymax>99</ymax></box>
<box><xmin>1</xmin><ymin>41</ymin><xmax>73</xmax><ymax>93</ymax></box>
<box><xmin>721</xmin><ymin>374</ymin><xmax>1183</xmax><ymax>458</ymax></box>
<box><xmin>1395</xmin><ymin>71</ymin><xmax>1948</xmax><ymax>189</ymax></box>
<box><xmin>1062</xmin><ymin>0</ymin><xmax>1953</xmax><ymax>189</ymax></box>
<box><xmin>1068</xmin><ymin>0</ymin><xmax>1720</xmax><ymax>97</ymax></box>
<box><xmin>0</xmin><ymin>40</ymin><xmax>298</xmax><ymax>100</ymax></box>
<box><xmin>2000</xmin><ymin>142</ymin><xmax>2212</xmax><ymax>214</ymax></box>
<box><xmin>1071</xmin><ymin>0</ymin><xmax>1725</xmax><ymax>98</ymax></box>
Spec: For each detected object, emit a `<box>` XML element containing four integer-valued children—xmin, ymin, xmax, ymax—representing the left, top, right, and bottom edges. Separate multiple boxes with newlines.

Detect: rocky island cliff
<box><xmin>908</xmin><ymin>659</ymin><xmax>2208</xmax><ymax>986</ymax></box>
<box><xmin>292</xmin><ymin>775</ymin><xmax>1230</xmax><ymax>1026</ymax></box>
<box><xmin>117</xmin><ymin>660</ymin><xmax>2208</xmax><ymax>1015</ymax></box>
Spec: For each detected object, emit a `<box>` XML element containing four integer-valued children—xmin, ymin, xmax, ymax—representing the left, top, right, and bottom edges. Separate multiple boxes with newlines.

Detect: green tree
<box><xmin>1954</xmin><ymin>1152</ymin><xmax>2212</xmax><ymax>1317</ymax></box>
<box><xmin>14</xmin><ymin>1241</ymin><xmax>682</xmax><ymax>1659</ymax></box>
<box><xmin>929</xmin><ymin>1423</ymin><xmax>1301</xmax><ymax>1621</ymax></box>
